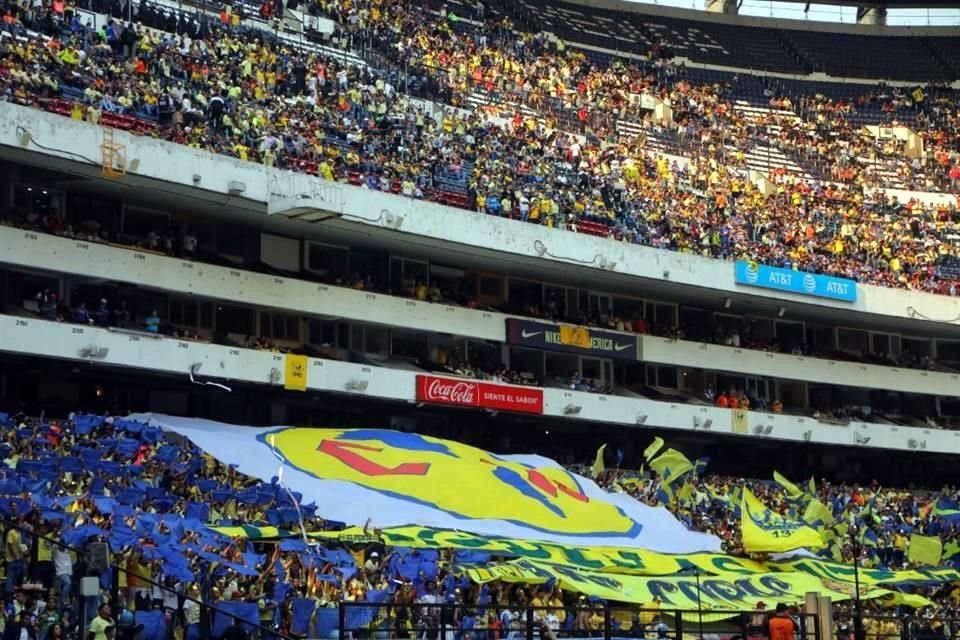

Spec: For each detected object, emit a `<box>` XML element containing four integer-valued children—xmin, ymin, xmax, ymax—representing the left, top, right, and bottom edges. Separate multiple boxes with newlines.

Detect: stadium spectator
<box><xmin>768</xmin><ymin>604</ymin><xmax>796</xmax><ymax>640</ymax></box>
<box><xmin>88</xmin><ymin>603</ymin><xmax>113</xmax><ymax>640</ymax></box>
<box><xmin>144</xmin><ymin>310</ymin><xmax>160</xmax><ymax>333</ymax></box>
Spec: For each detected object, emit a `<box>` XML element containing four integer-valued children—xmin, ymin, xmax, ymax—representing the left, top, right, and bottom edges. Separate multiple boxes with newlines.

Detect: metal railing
<box><xmin>834</xmin><ymin>614</ymin><xmax>960</xmax><ymax>640</ymax></box>
<box><xmin>0</xmin><ymin>515</ymin><xmax>297</xmax><ymax>640</ymax></box>
<box><xmin>338</xmin><ymin>603</ymin><xmax>820</xmax><ymax>640</ymax></box>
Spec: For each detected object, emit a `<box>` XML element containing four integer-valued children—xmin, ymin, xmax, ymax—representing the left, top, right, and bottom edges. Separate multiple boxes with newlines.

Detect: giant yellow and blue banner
<box><xmin>457</xmin><ymin>560</ymin><xmax>904</xmax><ymax>610</ymax></box>
<box><xmin>308</xmin><ymin>524</ymin><xmax>960</xmax><ymax>587</ymax></box>
<box><xmin>140</xmin><ymin>414</ymin><xmax>719</xmax><ymax>551</ymax></box>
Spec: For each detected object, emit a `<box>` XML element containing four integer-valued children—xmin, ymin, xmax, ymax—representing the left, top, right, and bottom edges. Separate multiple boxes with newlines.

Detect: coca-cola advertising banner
<box><xmin>415</xmin><ymin>375</ymin><xmax>544</xmax><ymax>415</ymax></box>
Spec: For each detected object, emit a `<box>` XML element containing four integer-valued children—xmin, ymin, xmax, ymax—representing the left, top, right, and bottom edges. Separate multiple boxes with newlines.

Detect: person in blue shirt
<box><xmin>72</xmin><ymin>302</ymin><xmax>90</xmax><ymax>324</ymax></box>
<box><xmin>145</xmin><ymin>310</ymin><xmax>160</xmax><ymax>333</ymax></box>
<box><xmin>94</xmin><ymin>299</ymin><xmax>110</xmax><ymax>326</ymax></box>
<box><xmin>485</xmin><ymin>194</ymin><xmax>500</xmax><ymax>216</ymax></box>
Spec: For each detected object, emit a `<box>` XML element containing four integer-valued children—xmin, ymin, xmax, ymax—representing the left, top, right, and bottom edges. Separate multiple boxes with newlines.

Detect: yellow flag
<box><xmin>677</xmin><ymin>481</ymin><xmax>696</xmax><ymax>504</ymax></box>
<box><xmin>803</xmin><ymin>498</ymin><xmax>835</xmax><ymax>527</ymax></box>
<box><xmin>284</xmin><ymin>354</ymin><xmax>308</xmax><ymax>391</ymax></box>
<box><xmin>741</xmin><ymin>488</ymin><xmax>826</xmax><ymax>553</ymax></box>
<box><xmin>774</xmin><ymin>471</ymin><xmax>803</xmax><ymax>498</ymax></box>
<box><xmin>643</xmin><ymin>437</ymin><xmax>665</xmax><ymax>462</ymax></box>
<box><xmin>591</xmin><ymin>444</ymin><xmax>607</xmax><ymax>479</ymax></box>
<box><xmin>908</xmin><ymin>534</ymin><xmax>942</xmax><ymax>566</ymax></box>
<box><xmin>648</xmin><ymin>449</ymin><xmax>693</xmax><ymax>484</ymax></box>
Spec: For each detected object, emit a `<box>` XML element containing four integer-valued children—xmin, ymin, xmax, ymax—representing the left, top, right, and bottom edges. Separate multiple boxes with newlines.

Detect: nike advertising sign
<box><xmin>507</xmin><ymin>319</ymin><xmax>641</xmax><ymax>361</ymax></box>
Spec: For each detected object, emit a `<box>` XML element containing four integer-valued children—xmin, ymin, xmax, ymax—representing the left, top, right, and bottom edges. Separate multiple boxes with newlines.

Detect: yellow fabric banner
<box><xmin>209</xmin><ymin>525</ymin><xmax>288</xmax><ymax>539</ymax></box>
<box><xmin>741</xmin><ymin>488</ymin><xmax>826</xmax><ymax>553</ymax></box>
<box><xmin>648</xmin><ymin>449</ymin><xmax>693</xmax><ymax>484</ymax></box>
<box><xmin>803</xmin><ymin>498</ymin><xmax>835</xmax><ymax>527</ymax></box>
<box><xmin>558</xmin><ymin>324</ymin><xmax>591</xmax><ymax>349</ymax></box>
<box><xmin>461</xmin><ymin>560</ymin><xmax>899</xmax><ymax>610</ymax></box>
<box><xmin>908</xmin><ymin>534</ymin><xmax>943</xmax><ymax>566</ymax></box>
<box><xmin>307</xmin><ymin>525</ymin><xmax>960</xmax><ymax>587</ymax></box>
<box><xmin>591</xmin><ymin>444</ymin><xmax>607</xmax><ymax>478</ymax></box>
<box><xmin>773</xmin><ymin>471</ymin><xmax>803</xmax><ymax>498</ymax></box>
<box><xmin>643</xmin><ymin>437</ymin><xmax>665</xmax><ymax>461</ymax></box>
<box><xmin>284</xmin><ymin>355</ymin><xmax>308</xmax><ymax>391</ymax></box>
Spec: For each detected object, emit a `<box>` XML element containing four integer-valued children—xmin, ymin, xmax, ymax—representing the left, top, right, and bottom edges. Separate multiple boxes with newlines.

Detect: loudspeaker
<box><xmin>80</xmin><ymin>576</ymin><xmax>100</xmax><ymax>598</ymax></box>
<box><xmin>86</xmin><ymin>542</ymin><xmax>109</xmax><ymax>573</ymax></box>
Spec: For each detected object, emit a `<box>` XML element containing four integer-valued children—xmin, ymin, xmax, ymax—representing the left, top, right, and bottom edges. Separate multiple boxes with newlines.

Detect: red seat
<box><xmin>439</xmin><ymin>191</ymin><xmax>468</xmax><ymax>209</ymax></box>
<box><xmin>577</xmin><ymin>220</ymin><xmax>609</xmax><ymax>237</ymax></box>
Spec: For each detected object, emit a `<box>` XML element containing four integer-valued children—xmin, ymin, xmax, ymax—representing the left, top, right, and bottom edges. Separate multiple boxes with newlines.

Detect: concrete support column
<box><xmin>704</xmin><ymin>0</ymin><xmax>738</xmax><ymax>15</ymax></box>
<box><xmin>857</xmin><ymin>5</ymin><xmax>887</xmax><ymax>25</ymax></box>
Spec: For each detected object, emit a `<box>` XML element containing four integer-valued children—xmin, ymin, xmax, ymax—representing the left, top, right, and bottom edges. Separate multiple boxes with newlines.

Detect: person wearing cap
<box><xmin>768</xmin><ymin>604</ymin><xmax>795</xmax><ymax>640</ymax></box>
<box><xmin>363</xmin><ymin>551</ymin><xmax>381</xmax><ymax>576</ymax></box>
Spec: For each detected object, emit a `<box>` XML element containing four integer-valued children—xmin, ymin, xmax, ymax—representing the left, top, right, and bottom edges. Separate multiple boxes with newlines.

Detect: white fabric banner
<box><xmin>133</xmin><ymin>413</ymin><xmax>720</xmax><ymax>553</ymax></box>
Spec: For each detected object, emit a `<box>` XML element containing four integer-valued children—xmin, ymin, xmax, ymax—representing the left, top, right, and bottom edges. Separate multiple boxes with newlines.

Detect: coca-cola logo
<box><xmin>416</xmin><ymin>375</ymin><xmax>542</xmax><ymax>414</ymax></box>
<box><xmin>424</xmin><ymin>378</ymin><xmax>477</xmax><ymax>405</ymax></box>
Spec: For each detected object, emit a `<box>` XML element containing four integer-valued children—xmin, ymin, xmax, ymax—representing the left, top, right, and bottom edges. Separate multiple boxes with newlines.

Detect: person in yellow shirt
<box><xmin>318</xmin><ymin>160</ymin><xmax>334</xmax><ymax>181</ymax></box>
<box><xmin>5</xmin><ymin>521</ymin><xmax>24</xmax><ymax>590</ymax></box>
<box><xmin>33</xmin><ymin>528</ymin><xmax>54</xmax><ymax>589</ymax></box>
<box><xmin>88</xmin><ymin>602</ymin><xmax>114</xmax><ymax>640</ymax></box>
<box><xmin>639</xmin><ymin>596</ymin><xmax>661</xmax><ymax>625</ymax></box>
<box><xmin>414</xmin><ymin>282</ymin><xmax>428</xmax><ymax>301</ymax></box>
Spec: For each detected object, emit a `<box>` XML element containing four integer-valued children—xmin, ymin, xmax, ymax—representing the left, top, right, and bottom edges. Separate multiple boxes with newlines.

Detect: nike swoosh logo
<box><xmin>614</xmin><ymin>343</ymin><xmax>632</xmax><ymax>352</ymax></box>
<box><xmin>521</xmin><ymin>330</ymin><xmax>543</xmax><ymax>339</ymax></box>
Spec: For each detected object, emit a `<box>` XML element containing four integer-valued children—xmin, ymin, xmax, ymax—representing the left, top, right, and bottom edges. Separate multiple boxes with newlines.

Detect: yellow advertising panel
<box><xmin>559</xmin><ymin>324</ymin><xmax>591</xmax><ymax>349</ymax></box>
<box><xmin>284</xmin><ymin>355</ymin><xmax>308</xmax><ymax>391</ymax></box>
<box><xmin>731</xmin><ymin>409</ymin><xmax>749</xmax><ymax>433</ymax></box>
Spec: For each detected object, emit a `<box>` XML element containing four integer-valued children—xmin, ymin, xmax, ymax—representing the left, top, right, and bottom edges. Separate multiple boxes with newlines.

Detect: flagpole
<box><xmin>695</xmin><ymin>567</ymin><xmax>704</xmax><ymax>640</ymax></box>
<box><xmin>850</xmin><ymin>524</ymin><xmax>865</xmax><ymax>640</ymax></box>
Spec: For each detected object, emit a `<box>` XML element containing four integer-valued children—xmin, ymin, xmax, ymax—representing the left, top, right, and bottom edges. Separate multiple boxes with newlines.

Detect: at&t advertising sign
<box><xmin>734</xmin><ymin>261</ymin><xmax>857</xmax><ymax>302</ymax></box>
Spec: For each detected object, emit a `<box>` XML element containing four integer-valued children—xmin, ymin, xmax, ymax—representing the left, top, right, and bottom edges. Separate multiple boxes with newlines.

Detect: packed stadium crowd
<box><xmin>1</xmin><ymin>410</ymin><xmax>960</xmax><ymax>640</ymax></box>
<box><xmin>1</xmin><ymin>0</ymin><xmax>960</xmax><ymax>297</ymax></box>
<box><xmin>590</xmin><ymin>466</ymin><xmax>960</xmax><ymax>568</ymax></box>
<box><xmin>5</xmin><ymin>1</ymin><xmax>960</xmax><ymax>639</ymax></box>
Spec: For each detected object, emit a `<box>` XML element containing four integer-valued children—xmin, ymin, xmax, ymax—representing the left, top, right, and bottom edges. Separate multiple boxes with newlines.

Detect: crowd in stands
<box><xmin>587</xmin><ymin>463</ymin><xmax>960</xmax><ymax>634</ymax></box>
<box><xmin>3</xmin><ymin>200</ymin><xmax>951</xmax><ymax>428</ymax></box>
<box><xmin>2</xmin><ymin>410</ymin><xmax>960</xmax><ymax>640</ymax></box>
<box><xmin>0</xmin><ymin>0</ymin><xmax>959</xmax><ymax>298</ymax></box>
<box><xmin>4</xmin><ymin>203</ymin><xmax>947</xmax><ymax>381</ymax></box>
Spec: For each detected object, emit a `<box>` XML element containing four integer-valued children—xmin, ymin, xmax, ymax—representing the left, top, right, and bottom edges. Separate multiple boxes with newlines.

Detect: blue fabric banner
<box><xmin>135</xmin><ymin>610</ymin><xmax>167</xmax><ymax>640</ymax></box>
<box><xmin>211</xmin><ymin>601</ymin><xmax>259</xmax><ymax>637</ymax></box>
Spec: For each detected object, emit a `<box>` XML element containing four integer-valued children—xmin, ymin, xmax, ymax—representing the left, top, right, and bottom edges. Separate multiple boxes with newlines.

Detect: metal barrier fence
<box><xmin>338</xmin><ymin>603</ymin><xmax>820</xmax><ymax>640</ymax></box>
<box><xmin>849</xmin><ymin>614</ymin><xmax>960</xmax><ymax>640</ymax></box>
<box><xmin>0</xmin><ymin>516</ymin><xmax>298</xmax><ymax>640</ymax></box>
